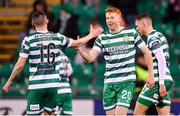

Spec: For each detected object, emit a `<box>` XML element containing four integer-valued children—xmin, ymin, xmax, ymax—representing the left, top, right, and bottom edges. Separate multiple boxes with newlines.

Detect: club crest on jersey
<box><xmin>123</xmin><ymin>34</ymin><xmax>130</xmax><ymax>41</ymax></box>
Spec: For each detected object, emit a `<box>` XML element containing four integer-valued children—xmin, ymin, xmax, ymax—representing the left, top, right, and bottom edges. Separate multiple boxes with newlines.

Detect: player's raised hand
<box><xmin>159</xmin><ymin>84</ymin><xmax>167</xmax><ymax>97</ymax></box>
<box><xmin>89</xmin><ymin>24</ymin><xmax>103</xmax><ymax>38</ymax></box>
<box><xmin>145</xmin><ymin>76</ymin><xmax>155</xmax><ymax>89</ymax></box>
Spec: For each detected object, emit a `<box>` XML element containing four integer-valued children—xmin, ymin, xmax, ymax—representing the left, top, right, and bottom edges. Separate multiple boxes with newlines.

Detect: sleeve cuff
<box><xmin>19</xmin><ymin>53</ymin><xmax>28</xmax><ymax>58</ymax></box>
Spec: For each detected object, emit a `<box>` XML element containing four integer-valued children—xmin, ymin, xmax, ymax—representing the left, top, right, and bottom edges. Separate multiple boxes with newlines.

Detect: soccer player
<box><xmin>134</xmin><ymin>13</ymin><xmax>173</xmax><ymax>115</ymax></box>
<box><xmin>77</xmin><ymin>7</ymin><xmax>154</xmax><ymax>115</ymax></box>
<box><xmin>56</xmin><ymin>52</ymin><xmax>73</xmax><ymax>115</ymax></box>
<box><xmin>2</xmin><ymin>11</ymin><xmax>103</xmax><ymax>115</ymax></box>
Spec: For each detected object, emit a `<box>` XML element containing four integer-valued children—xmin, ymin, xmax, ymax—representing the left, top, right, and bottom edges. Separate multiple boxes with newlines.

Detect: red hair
<box><xmin>105</xmin><ymin>7</ymin><xmax>121</xmax><ymax>16</ymax></box>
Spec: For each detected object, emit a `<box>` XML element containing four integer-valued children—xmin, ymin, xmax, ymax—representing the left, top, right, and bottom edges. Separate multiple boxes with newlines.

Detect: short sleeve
<box><xmin>93</xmin><ymin>36</ymin><xmax>102</xmax><ymax>52</ymax></box>
<box><xmin>134</xmin><ymin>31</ymin><xmax>145</xmax><ymax>48</ymax></box>
<box><xmin>19</xmin><ymin>37</ymin><xmax>30</xmax><ymax>58</ymax></box>
<box><xmin>148</xmin><ymin>37</ymin><xmax>161</xmax><ymax>54</ymax></box>
<box><xmin>57</xmin><ymin>33</ymin><xmax>73</xmax><ymax>48</ymax></box>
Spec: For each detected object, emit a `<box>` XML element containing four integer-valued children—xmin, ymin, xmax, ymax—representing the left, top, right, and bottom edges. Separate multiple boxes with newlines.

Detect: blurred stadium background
<box><xmin>0</xmin><ymin>0</ymin><xmax>179</xmax><ymax>115</ymax></box>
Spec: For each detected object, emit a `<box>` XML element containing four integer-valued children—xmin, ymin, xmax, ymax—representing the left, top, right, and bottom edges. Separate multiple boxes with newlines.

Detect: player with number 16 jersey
<box><xmin>3</xmin><ymin>11</ymin><xmax>103</xmax><ymax>115</ymax></box>
<box><xmin>20</xmin><ymin>31</ymin><xmax>73</xmax><ymax>114</ymax></box>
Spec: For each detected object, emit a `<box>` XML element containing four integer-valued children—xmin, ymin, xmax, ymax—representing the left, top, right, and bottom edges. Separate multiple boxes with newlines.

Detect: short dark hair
<box><xmin>135</xmin><ymin>13</ymin><xmax>152</xmax><ymax>21</ymax></box>
<box><xmin>31</xmin><ymin>11</ymin><xmax>47</xmax><ymax>26</ymax></box>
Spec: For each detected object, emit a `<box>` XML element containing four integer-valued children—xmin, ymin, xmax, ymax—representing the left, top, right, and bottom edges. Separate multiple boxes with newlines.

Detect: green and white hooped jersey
<box><xmin>58</xmin><ymin>52</ymin><xmax>73</xmax><ymax>94</ymax></box>
<box><xmin>94</xmin><ymin>28</ymin><xmax>145</xmax><ymax>84</ymax></box>
<box><xmin>147</xmin><ymin>30</ymin><xmax>173</xmax><ymax>82</ymax></box>
<box><xmin>20</xmin><ymin>31</ymin><xmax>73</xmax><ymax>90</ymax></box>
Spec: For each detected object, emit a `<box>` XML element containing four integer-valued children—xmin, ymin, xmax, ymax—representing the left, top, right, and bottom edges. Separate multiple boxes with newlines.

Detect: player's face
<box><xmin>135</xmin><ymin>20</ymin><xmax>145</xmax><ymax>35</ymax></box>
<box><xmin>106</xmin><ymin>12</ymin><xmax>121</xmax><ymax>31</ymax></box>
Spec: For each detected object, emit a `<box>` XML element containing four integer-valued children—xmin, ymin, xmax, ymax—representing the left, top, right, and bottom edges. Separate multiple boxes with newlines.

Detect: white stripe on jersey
<box><xmin>28</xmin><ymin>82</ymin><xmax>59</xmax><ymax>89</ymax></box>
<box><xmin>31</xmin><ymin>40</ymin><xmax>61</xmax><ymax>47</ymax></box>
<box><xmin>30</xmin><ymin>48</ymin><xmax>61</xmax><ymax>55</ymax></box>
<box><xmin>29</xmin><ymin>55</ymin><xmax>62</xmax><ymax>64</ymax></box>
<box><xmin>104</xmin><ymin>75</ymin><xmax>135</xmax><ymax>83</ymax></box>
<box><xmin>29</xmin><ymin>64</ymin><xmax>60</xmax><ymax>72</ymax></box>
<box><xmin>29</xmin><ymin>68</ymin><xmax>36</xmax><ymax>72</ymax></box>
<box><xmin>20</xmin><ymin>53</ymin><xmax>29</xmax><ymax>58</ymax></box>
<box><xmin>105</xmin><ymin>67</ymin><xmax>135</xmax><ymax>77</ymax></box>
<box><xmin>29</xmin><ymin>64</ymin><xmax>61</xmax><ymax>72</ymax></box>
<box><xmin>29</xmin><ymin>74</ymin><xmax>60</xmax><ymax>81</ymax></box>
<box><xmin>106</xmin><ymin>58</ymin><xmax>135</xmax><ymax>69</ymax></box>
<box><xmin>104</xmin><ymin>49</ymin><xmax>135</xmax><ymax>60</ymax></box>
<box><xmin>28</xmin><ymin>82</ymin><xmax>69</xmax><ymax>90</ymax></box>
<box><xmin>101</xmin><ymin>36</ymin><xmax>134</xmax><ymax>45</ymax></box>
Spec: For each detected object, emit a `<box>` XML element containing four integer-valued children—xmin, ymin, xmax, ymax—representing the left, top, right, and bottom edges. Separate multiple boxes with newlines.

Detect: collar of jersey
<box><xmin>148</xmin><ymin>30</ymin><xmax>156</xmax><ymax>36</ymax></box>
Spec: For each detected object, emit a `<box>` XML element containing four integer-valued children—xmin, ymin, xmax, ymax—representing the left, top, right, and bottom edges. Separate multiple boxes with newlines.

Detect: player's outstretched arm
<box><xmin>3</xmin><ymin>57</ymin><xmax>27</xmax><ymax>93</ymax></box>
<box><xmin>70</xmin><ymin>25</ymin><xmax>103</xmax><ymax>48</ymax></box>
<box><xmin>77</xmin><ymin>47</ymin><xmax>100</xmax><ymax>63</ymax></box>
<box><xmin>139</xmin><ymin>45</ymin><xmax>155</xmax><ymax>89</ymax></box>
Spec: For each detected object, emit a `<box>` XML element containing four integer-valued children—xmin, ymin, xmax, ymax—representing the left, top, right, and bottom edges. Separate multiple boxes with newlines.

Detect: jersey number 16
<box><xmin>37</xmin><ymin>43</ymin><xmax>56</xmax><ymax>64</ymax></box>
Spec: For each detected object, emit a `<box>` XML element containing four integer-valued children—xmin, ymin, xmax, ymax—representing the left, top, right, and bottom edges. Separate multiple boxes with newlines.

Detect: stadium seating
<box><xmin>0</xmin><ymin>7</ymin><xmax>28</xmax><ymax>63</ymax></box>
<box><xmin>10</xmin><ymin>0</ymin><xmax>60</xmax><ymax>6</ymax></box>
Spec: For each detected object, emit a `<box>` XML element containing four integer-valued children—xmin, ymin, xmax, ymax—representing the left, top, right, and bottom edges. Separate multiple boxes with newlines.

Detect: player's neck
<box><xmin>35</xmin><ymin>25</ymin><xmax>48</xmax><ymax>32</ymax></box>
<box><xmin>109</xmin><ymin>26</ymin><xmax>123</xmax><ymax>34</ymax></box>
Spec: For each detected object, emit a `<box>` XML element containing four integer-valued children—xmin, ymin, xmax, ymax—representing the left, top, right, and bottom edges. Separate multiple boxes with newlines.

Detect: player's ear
<box><xmin>31</xmin><ymin>22</ymin><xmax>35</xmax><ymax>28</ymax></box>
<box><xmin>45</xmin><ymin>16</ymin><xmax>49</xmax><ymax>24</ymax></box>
